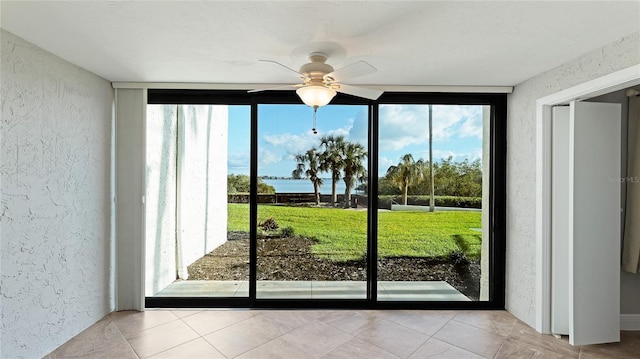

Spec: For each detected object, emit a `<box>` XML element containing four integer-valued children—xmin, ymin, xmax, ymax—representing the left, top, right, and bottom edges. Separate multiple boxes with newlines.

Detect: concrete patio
<box><xmin>154</xmin><ymin>280</ymin><xmax>470</xmax><ymax>301</ymax></box>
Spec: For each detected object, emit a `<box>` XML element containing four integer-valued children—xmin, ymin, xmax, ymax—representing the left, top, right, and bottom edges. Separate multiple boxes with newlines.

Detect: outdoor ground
<box><xmin>188</xmin><ymin>231</ymin><xmax>481</xmax><ymax>300</ymax></box>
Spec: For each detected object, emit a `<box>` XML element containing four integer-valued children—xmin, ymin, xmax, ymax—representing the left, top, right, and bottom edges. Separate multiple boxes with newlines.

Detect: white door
<box><xmin>568</xmin><ymin>100</ymin><xmax>621</xmax><ymax>346</ymax></box>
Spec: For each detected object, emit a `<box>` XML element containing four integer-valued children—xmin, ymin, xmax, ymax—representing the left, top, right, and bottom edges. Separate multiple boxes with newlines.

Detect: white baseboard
<box><xmin>621</xmin><ymin>314</ymin><xmax>640</xmax><ymax>330</ymax></box>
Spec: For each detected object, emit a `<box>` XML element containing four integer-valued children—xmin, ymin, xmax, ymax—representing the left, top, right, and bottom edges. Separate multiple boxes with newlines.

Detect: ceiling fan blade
<box><xmin>259</xmin><ymin>59</ymin><xmax>304</xmax><ymax>79</ymax></box>
<box><xmin>248</xmin><ymin>84</ymin><xmax>300</xmax><ymax>93</ymax></box>
<box><xmin>325</xmin><ymin>60</ymin><xmax>377</xmax><ymax>82</ymax></box>
<box><xmin>336</xmin><ymin>84</ymin><xmax>383</xmax><ymax>100</ymax></box>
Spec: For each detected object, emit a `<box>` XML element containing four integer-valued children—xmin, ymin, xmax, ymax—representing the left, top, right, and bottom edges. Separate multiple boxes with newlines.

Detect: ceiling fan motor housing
<box><xmin>299</xmin><ymin>52</ymin><xmax>334</xmax><ymax>85</ymax></box>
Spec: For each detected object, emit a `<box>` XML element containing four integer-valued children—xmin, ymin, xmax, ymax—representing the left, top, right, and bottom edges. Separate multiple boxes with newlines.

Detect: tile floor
<box><xmin>46</xmin><ymin>309</ymin><xmax>640</xmax><ymax>359</ymax></box>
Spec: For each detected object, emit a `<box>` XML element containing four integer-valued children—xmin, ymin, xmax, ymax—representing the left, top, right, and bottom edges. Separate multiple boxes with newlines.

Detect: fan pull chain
<box><xmin>312</xmin><ymin>106</ymin><xmax>318</xmax><ymax>134</ymax></box>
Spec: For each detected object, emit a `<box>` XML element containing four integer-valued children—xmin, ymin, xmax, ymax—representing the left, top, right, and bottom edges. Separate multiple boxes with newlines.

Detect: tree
<box><xmin>227</xmin><ymin>174</ymin><xmax>275</xmax><ymax>194</ymax></box>
<box><xmin>341</xmin><ymin>141</ymin><xmax>367</xmax><ymax>207</ymax></box>
<box><xmin>292</xmin><ymin>147</ymin><xmax>324</xmax><ymax>205</ymax></box>
<box><xmin>386</xmin><ymin>154</ymin><xmax>425</xmax><ymax>205</ymax></box>
<box><xmin>454</xmin><ymin>158</ymin><xmax>482</xmax><ymax>197</ymax></box>
<box><xmin>319</xmin><ymin>135</ymin><xmax>346</xmax><ymax>206</ymax></box>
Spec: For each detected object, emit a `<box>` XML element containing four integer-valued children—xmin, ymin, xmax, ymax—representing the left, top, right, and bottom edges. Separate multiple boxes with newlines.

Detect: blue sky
<box><xmin>227</xmin><ymin>104</ymin><xmax>485</xmax><ymax>177</ymax></box>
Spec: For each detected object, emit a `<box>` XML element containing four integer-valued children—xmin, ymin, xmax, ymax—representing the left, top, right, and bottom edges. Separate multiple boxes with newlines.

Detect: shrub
<box><xmin>449</xmin><ymin>234</ymin><xmax>471</xmax><ymax>272</ymax></box>
<box><xmin>258</xmin><ymin>217</ymin><xmax>279</xmax><ymax>231</ymax></box>
<box><xmin>378</xmin><ymin>195</ymin><xmax>482</xmax><ymax>208</ymax></box>
<box><xmin>280</xmin><ymin>226</ymin><xmax>295</xmax><ymax>238</ymax></box>
<box><xmin>449</xmin><ymin>250</ymin><xmax>470</xmax><ymax>268</ymax></box>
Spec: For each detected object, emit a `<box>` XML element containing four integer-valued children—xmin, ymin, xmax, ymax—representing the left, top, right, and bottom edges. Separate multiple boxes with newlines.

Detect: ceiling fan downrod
<box><xmin>312</xmin><ymin>106</ymin><xmax>318</xmax><ymax>134</ymax></box>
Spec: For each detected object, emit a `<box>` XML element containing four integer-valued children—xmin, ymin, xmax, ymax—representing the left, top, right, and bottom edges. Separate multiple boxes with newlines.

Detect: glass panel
<box><xmin>256</xmin><ymin>104</ymin><xmax>368</xmax><ymax>299</ymax></box>
<box><xmin>145</xmin><ymin>104</ymin><xmax>250</xmax><ymax>298</ymax></box>
<box><xmin>377</xmin><ymin>104</ymin><xmax>489</xmax><ymax>301</ymax></box>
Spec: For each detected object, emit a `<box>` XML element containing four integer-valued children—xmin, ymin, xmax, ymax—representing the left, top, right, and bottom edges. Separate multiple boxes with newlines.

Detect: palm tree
<box><xmin>341</xmin><ymin>141</ymin><xmax>367</xmax><ymax>207</ymax></box>
<box><xmin>428</xmin><ymin>104</ymin><xmax>435</xmax><ymax>212</ymax></box>
<box><xmin>292</xmin><ymin>147</ymin><xmax>323</xmax><ymax>205</ymax></box>
<box><xmin>386</xmin><ymin>154</ymin><xmax>425</xmax><ymax>205</ymax></box>
<box><xmin>319</xmin><ymin>135</ymin><xmax>346</xmax><ymax>206</ymax></box>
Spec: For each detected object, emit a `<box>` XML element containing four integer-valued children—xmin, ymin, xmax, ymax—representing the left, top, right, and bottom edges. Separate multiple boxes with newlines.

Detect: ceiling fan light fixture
<box><xmin>296</xmin><ymin>85</ymin><xmax>336</xmax><ymax>108</ymax></box>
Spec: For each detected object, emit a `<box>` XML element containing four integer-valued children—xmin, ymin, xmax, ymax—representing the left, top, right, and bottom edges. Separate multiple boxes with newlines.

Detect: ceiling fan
<box><xmin>249</xmin><ymin>52</ymin><xmax>383</xmax><ymax>109</ymax></box>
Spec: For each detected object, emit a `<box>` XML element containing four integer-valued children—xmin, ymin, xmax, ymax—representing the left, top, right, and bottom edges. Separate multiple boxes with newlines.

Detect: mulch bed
<box><xmin>188</xmin><ymin>231</ymin><xmax>481</xmax><ymax>300</ymax></box>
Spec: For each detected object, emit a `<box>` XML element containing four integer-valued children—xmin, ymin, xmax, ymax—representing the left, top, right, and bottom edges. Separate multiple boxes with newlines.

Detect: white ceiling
<box><xmin>1</xmin><ymin>1</ymin><xmax>639</xmax><ymax>87</ymax></box>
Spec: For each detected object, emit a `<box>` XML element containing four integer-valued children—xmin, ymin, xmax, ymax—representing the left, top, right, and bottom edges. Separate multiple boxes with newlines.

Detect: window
<box><xmin>145</xmin><ymin>90</ymin><xmax>505</xmax><ymax>309</ymax></box>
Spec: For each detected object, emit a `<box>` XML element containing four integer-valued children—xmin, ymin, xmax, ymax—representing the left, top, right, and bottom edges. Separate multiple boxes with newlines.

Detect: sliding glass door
<box><xmin>144</xmin><ymin>90</ymin><xmax>505</xmax><ymax>308</ymax></box>
<box><xmin>256</xmin><ymin>104</ymin><xmax>368</xmax><ymax>299</ymax></box>
<box><xmin>376</xmin><ymin>104</ymin><xmax>490</xmax><ymax>302</ymax></box>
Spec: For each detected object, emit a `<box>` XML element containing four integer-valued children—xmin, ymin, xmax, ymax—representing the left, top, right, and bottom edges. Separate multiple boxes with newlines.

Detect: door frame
<box><xmin>534</xmin><ymin>64</ymin><xmax>640</xmax><ymax>333</ymax></box>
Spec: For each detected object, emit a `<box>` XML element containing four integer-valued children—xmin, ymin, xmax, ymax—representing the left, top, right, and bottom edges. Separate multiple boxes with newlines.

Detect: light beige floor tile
<box><xmin>170</xmin><ymin>310</ymin><xmax>201</xmax><ymax>319</ymax></box>
<box><xmin>181</xmin><ymin>309</ymin><xmax>256</xmax><ymax>336</ymax></box>
<box><xmin>494</xmin><ymin>337</ymin><xmax>567</xmax><ymax>359</ymax></box>
<box><xmin>506</xmin><ymin>321</ymin><xmax>580</xmax><ymax>358</ymax></box>
<box><xmin>45</xmin><ymin>309</ymin><xmax>637</xmax><ymax>359</ymax></box>
<box><xmin>235</xmin><ymin>336</ymin><xmax>314</xmax><ymax>359</ymax></box>
<box><xmin>49</xmin><ymin>317</ymin><xmax>137</xmax><ymax>359</ymax></box>
<box><xmin>426</xmin><ymin>310</ymin><xmax>461</xmax><ymax>319</ymax></box>
<box><xmin>259</xmin><ymin>309</ymin><xmax>328</xmax><ymax>328</ymax></box>
<box><xmin>409</xmin><ymin>337</ymin><xmax>485</xmax><ymax>359</ymax></box>
<box><xmin>318</xmin><ymin>310</ymin><xmax>383</xmax><ymax>335</ymax></box>
<box><xmin>322</xmin><ymin>337</ymin><xmax>401</xmax><ymax>359</ymax></box>
<box><xmin>279</xmin><ymin>320</ymin><xmax>354</xmax><ymax>357</ymax></box>
<box><xmin>148</xmin><ymin>338</ymin><xmax>225</xmax><ymax>359</ymax></box>
<box><xmin>110</xmin><ymin>310</ymin><xmax>180</xmax><ymax>339</ymax></box>
<box><xmin>453</xmin><ymin>310</ymin><xmax>519</xmax><ymax>337</ymax></box>
<box><xmin>579</xmin><ymin>331</ymin><xmax>640</xmax><ymax>359</ymax></box>
<box><xmin>355</xmin><ymin>318</ymin><xmax>430</xmax><ymax>358</ymax></box>
<box><xmin>202</xmin><ymin>314</ymin><xmax>298</xmax><ymax>358</ymax></box>
<box><xmin>127</xmin><ymin>319</ymin><xmax>200</xmax><ymax>358</ymax></box>
<box><xmin>433</xmin><ymin>319</ymin><xmax>505</xmax><ymax>358</ymax></box>
<box><xmin>379</xmin><ymin>310</ymin><xmax>451</xmax><ymax>336</ymax></box>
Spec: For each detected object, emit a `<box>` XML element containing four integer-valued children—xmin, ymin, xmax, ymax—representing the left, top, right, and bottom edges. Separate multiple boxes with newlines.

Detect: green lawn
<box><xmin>227</xmin><ymin>203</ymin><xmax>482</xmax><ymax>262</ymax></box>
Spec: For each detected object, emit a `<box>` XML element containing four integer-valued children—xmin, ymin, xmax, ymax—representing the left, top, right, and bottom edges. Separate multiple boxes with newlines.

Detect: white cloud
<box><xmin>347</xmin><ymin>110</ymin><xmax>368</xmax><ymax>144</ymax></box>
<box><xmin>378</xmin><ymin>156</ymin><xmax>395</xmax><ymax>174</ymax></box>
<box><xmin>263</xmin><ymin>131</ymin><xmax>319</xmax><ymax>155</ymax></box>
<box><xmin>458</xmin><ymin>114</ymin><xmax>483</xmax><ymax>139</ymax></box>
<box><xmin>259</xmin><ymin>149</ymin><xmax>282</xmax><ymax>166</ymax></box>
<box><xmin>228</xmin><ymin>151</ymin><xmax>249</xmax><ymax>171</ymax></box>
<box><xmin>262</xmin><ymin>120</ymin><xmax>361</xmax><ymax>156</ymax></box>
<box><xmin>378</xmin><ymin>105</ymin><xmax>484</xmax><ymax>151</ymax></box>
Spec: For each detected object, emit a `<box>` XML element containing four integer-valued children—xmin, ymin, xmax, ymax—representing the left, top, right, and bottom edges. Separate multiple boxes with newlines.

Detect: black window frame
<box><xmin>145</xmin><ymin>89</ymin><xmax>506</xmax><ymax>310</ymax></box>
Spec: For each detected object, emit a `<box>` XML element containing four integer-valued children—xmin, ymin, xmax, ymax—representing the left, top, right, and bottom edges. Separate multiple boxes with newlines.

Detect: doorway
<box><xmin>535</xmin><ymin>64</ymin><xmax>640</xmax><ymax>341</ymax></box>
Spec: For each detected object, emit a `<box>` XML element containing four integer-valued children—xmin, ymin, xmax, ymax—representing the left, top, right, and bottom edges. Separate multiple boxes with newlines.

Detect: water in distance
<box><xmin>262</xmin><ymin>178</ymin><xmax>357</xmax><ymax>194</ymax></box>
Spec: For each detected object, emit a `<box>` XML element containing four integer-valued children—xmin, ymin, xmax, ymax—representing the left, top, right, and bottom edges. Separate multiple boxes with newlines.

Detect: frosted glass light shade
<box><xmin>296</xmin><ymin>86</ymin><xmax>336</xmax><ymax>107</ymax></box>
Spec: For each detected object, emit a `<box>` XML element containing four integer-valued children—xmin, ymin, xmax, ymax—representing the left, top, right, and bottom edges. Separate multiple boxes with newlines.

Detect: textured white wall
<box><xmin>145</xmin><ymin>105</ymin><xmax>178</xmax><ymax>296</ymax></box>
<box><xmin>0</xmin><ymin>30</ymin><xmax>114</xmax><ymax>358</ymax></box>
<box><xmin>506</xmin><ymin>32</ymin><xmax>640</xmax><ymax>327</ymax></box>
<box><xmin>145</xmin><ymin>105</ymin><xmax>228</xmax><ymax>294</ymax></box>
<box><xmin>177</xmin><ymin>105</ymin><xmax>228</xmax><ymax>279</ymax></box>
